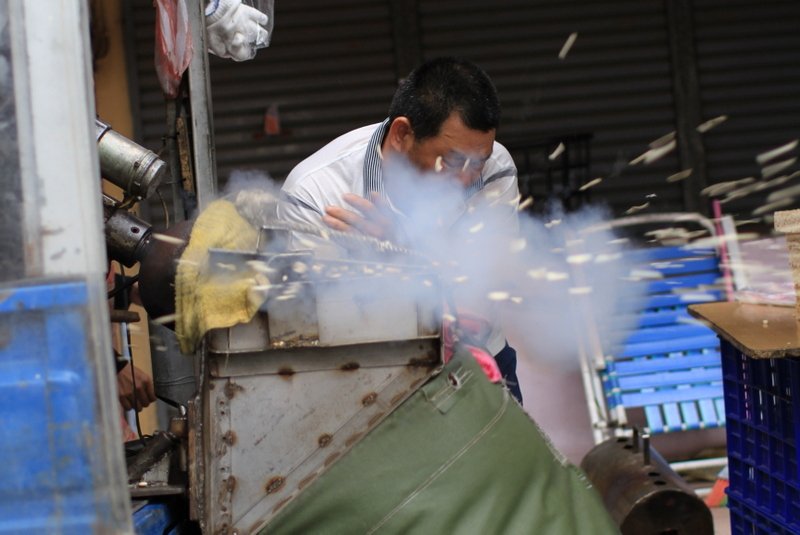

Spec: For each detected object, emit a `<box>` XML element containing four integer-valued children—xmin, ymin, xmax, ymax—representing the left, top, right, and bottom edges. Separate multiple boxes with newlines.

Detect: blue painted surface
<box><xmin>133</xmin><ymin>503</ymin><xmax>175</xmax><ymax>535</ymax></box>
<box><xmin>600</xmin><ymin>245</ymin><xmax>726</xmax><ymax>434</ymax></box>
<box><xmin>0</xmin><ymin>280</ymin><xmax>116</xmax><ymax>534</ymax></box>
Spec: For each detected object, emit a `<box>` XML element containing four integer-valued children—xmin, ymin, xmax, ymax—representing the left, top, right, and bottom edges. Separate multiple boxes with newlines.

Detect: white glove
<box><xmin>205</xmin><ymin>0</ymin><xmax>269</xmax><ymax>62</ymax></box>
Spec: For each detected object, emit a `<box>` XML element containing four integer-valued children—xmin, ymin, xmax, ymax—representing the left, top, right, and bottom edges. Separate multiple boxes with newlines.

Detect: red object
<box><xmin>264</xmin><ymin>103</ymin><xmax>281</xmax><ymax>135</ymax></box>
<box><xmin>442</xmin><ymin>312</ymin><xmax>502</xmax><ymax>383</ymax></box>
<box><xmin>154</xmin><ymin>0</ymin><xmax>193</xmax><ymax>98</ymax></box>
<box><xmin>704</xmin><ymin>477</ymin><xmax>729</xmax><ymax>508</ymax></box>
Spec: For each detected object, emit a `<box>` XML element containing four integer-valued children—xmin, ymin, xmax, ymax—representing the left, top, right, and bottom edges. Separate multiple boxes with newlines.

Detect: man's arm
<box><xmin>117</xmin><ymin>361</ymin><xmax>156</xmax><ymax>411</ymax></box>
<box><xmin>276</xmin><ymin>191</ymin><xmax>345</xmax><ymax>258</ymax></box>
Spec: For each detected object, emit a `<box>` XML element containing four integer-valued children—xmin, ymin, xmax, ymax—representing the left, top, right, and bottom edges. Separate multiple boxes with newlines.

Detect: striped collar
<box><xmin>362</xmin><ymin>119</ymin><xmax>390</xmax><ymax>199</ymax></box>
<box><xmin>362</xmin><ymin>118</ymin><xmax>485</xmax><ymax>201</ymax></box>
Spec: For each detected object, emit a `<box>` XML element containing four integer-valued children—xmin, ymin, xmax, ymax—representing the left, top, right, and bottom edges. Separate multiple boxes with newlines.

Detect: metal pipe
<box><xmin>103</xmin><ymin>195</ymin><xmax>153</xmax><ymax>267</ymax></box>
<box><xmin>96</xmin><ymin>118</ymin><xmax>167</xmax><ymax>199</ymax></box>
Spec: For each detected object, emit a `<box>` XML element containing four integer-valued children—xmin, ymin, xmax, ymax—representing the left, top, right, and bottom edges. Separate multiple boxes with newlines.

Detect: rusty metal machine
<box><xmin>124</xmin><ymin>226</ymin><xmax>444</xmax><ymax>533</ymax></box>
<box><xmin>581</xmin><ymin>430</ymin><xmax>714</xmax><ymax>535</ymax></box>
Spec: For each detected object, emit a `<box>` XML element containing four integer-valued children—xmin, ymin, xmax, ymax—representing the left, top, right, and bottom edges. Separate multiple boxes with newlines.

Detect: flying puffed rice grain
<box><xmin>630</xmin><ymin>140</ymin><xmax>676</xmax><ymax>166</ymax></box>
<box><xmin>649</xmin><ymin>131</ymin><xmax>676</xmax><ymax>149</ymax></box>
<box><xmin>246</xmin><ymin>260</ymin><xmax>274</xmax><ymax>274</ymax></box>
<box><xmin>701</xmin><ymin>177</ymin><xmax>755</xmax><ymax>197</ymax></box>
<box><xmin>152</xmin><ymin>313</ymin><xmax>177</xmax><ymax>325</ymax></box>
<box><xmin>217</xmin><ymin>262</ymin><xmax>240</xmax><ymax>272</ymax></box>
<box><xmin>761</xmin><ymin>157</ymin><xmax>797</xmax><ymax>179</ymax></box>
<box><xmin>527</xmin><ymin>268</ymin><xmax>546</xmax><ymax>279</ymax></box>
<box><xmin>546</xmin><ymin>271</ymin><xmax>569</xmax><ymax>282</ymax></box>
<box><xmin>566</xmin><ymin>253</ymin><xmax>592</xmax><ymax>265</ymax></box>
<box><xmin>509</xmin><ymin>238</ymin><xmax>527</xmax><ymax>253</ymax></box>
<box><xmin>624</xmin><ymin>202</ymin><xmax>650</xmax><ymax>215</ymax></box>
<box><xmin>487</xmin><ymin>291</ymin><xmax>510</xmax><ymax>301</ymax></box>
<box><xmin>549</xmin><ymin>142</ymin><xmax>565</xmax><ymax>160</ymax></box>
<box><xmin>469</xmin><ymin>222</ymin><xmax>484</xmax><ymax>233</ymax></box>
<box><xmin>558</xmin><ymin>32</ymin><xmax>578</xmax><ymax>59</ymax></box>
<box><xmin>518</xmin><ymin>197</ymin><xmax>534</xmax><ymax>211</ymax></box>
<box><xmin>568</xmin><ymin>286</ymin><xmax>593</xmax><ymax>295</ymax></box>
<box><xmin>595</xmin><ymin>253</ymin><xmax>622</xmax><ymax>263</ymax></box>
<box><xmin>697</xmin><ymin>115</ymin><xmax>728</xmax><ymax>133</ymax></box>
<box><xmin>752</xmin><ymin>198</ymin><xmax>793</xmax><ymax>216</ymax></box>
<box><xmin>434</xmin><ymin>156</ymin><xmax>444</xmax><ymax>173</ymax></box>
<box><xmin>579</xmin><ymin>177</ymin><xmax>603</xmax><ymax>191</ymax></box>
<box><xmin>152</xmin><ymin>233</ymin><xmax>187</xmax><ymax>246</ymax></box>
<box><xmin>666</xmin><ymin>168</ymin><xmax>693</xmax><ymax>183</ymax></box>
<box><xmin>756</xmin><ymin>139</ymin><xmax>798</xmax><ymax>165</ymax></box>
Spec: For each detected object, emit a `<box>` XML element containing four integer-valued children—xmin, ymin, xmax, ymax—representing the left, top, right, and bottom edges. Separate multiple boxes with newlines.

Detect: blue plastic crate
<box><xmin>0</xmin><ymin>280</ymin><xmax>126</xmax><ymax>533</ymax></box>
<box><xmin>721</xmin><ymin>341</ymin><xmax>800</xmax><ymax>532</ymax></box>
<box><xmin>728</xmin><ymin>493</ymin><xmax>798</xmax><ymax>535</ymax></box>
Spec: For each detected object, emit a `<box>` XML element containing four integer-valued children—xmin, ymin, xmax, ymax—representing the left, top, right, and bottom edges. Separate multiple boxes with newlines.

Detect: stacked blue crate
<box><xmin>720</xmin><ymin>342</ymin><xmax>800</xmax><ymax>533</ymax></box>
<box><xmin>0</xmin><ymin>280</ymin><xmax>122</xmax><ymax>534</ymax></box>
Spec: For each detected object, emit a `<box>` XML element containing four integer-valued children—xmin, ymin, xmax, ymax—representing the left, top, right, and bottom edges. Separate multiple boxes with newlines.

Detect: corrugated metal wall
<box><xmin>127</xmin><ymin>0</ymin><xmax>800</xmax><ymax>218</ymax></box>
<box><xmin>209</xmin><ymin>0</ymin><xmax>399</xmax><ymax>183</ymax></box>
<box><xmin>694</xmin><ymin>0</ymin><xmax>800</xmax><ymax>220</ymax></box>
<box><xmin>418</xmin><ymin>0</ymin><xmax>683</xmax><ymax>213</ymax></box>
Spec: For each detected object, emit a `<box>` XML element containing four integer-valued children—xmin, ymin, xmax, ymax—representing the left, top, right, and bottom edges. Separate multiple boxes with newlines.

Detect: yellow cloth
<box><xmin>175</xmin><ymin>199</ymin><xmax>263</xmax><ymax>353</ymax></box>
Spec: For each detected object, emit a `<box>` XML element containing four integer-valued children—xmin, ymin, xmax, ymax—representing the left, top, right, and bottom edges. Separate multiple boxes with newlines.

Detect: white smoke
<box><xmin>216</xmin><ymin>164</ymin><xmax>645</xmax><ymax>369</ymax></box>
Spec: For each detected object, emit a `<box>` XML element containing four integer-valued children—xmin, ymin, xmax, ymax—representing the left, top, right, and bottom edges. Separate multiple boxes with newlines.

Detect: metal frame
<box><xmin>578</xmin><ymin>212</ymin><xmax>729</xmax><ymax>476</ymax></box>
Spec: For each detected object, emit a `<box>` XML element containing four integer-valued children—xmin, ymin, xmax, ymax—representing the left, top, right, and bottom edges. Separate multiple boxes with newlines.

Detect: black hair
<box><xmin>388</xmin><ymin>57</ymin><xmax>501</xmax><ymax>141</ymax></box>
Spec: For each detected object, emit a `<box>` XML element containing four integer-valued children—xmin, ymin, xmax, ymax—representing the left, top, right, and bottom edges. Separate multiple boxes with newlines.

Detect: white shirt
<box><xmin>277</xmin><ymin>121</ymin><xmax>520</xmax><ymax>355</ymax></box>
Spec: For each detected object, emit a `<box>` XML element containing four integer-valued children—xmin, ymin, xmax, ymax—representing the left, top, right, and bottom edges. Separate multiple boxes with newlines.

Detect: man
<box><xmin>277</xmin><ymin>57</ymin><xmax>523</xmax><ymax>403</ymax></box>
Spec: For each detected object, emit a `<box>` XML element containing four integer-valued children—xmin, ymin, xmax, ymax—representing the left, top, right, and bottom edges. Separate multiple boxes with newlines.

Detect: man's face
<box><xmin>404</xmin><ymin>113</ymin><xmax>495</xmax><ymax>189</ymax></box>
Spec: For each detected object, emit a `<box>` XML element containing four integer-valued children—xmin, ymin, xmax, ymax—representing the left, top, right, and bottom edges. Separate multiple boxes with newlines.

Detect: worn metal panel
<box><xmin>694</xmin><ymin>0</ymin><xmax>800</xmax><ymax>220</ymax></box>
<box><xmin>0</xmin><ymin>2</ymin><xmax>26</xmax><ymax>281</ymax></box>
<box><xmin>205</xmin><ymin>348</ymin><xmax>439</xmax><ymax>533</ymax></box>
<box><xmin>418</xmin><ymin>0</ymin><xmax>684</xmax><ymax>215</ymax></box>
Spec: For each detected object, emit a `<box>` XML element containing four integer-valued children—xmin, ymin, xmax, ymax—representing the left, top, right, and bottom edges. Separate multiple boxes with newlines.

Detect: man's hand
<box><xmin>117</xmin><ymin>362</ymin><xmax>157</xmax><ymax>412</ymax></box>
<box><xmin>323</xmin><ymin>193</ymin><xmax>398</xmax><ymax>241</ymax></box>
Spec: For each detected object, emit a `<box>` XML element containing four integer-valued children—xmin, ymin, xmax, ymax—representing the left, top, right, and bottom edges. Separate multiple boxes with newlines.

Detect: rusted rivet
<box><xmin>324</xmin><ymin>452</ymin><xmax>341</xmax><ymax>467</ymax></box>
<box><xmin>318</xmin><ymin>434</ymin><xmax>332</xmax><ymax>448</ymax></box>
<box><xmin>224</xmin><ymin>381</ymin><xmax>245</xmax><ymax>399</ymax></box>
<box><xmin>340</xmin><ymin>362</ymin><xmax>360</xmax><ymax>371</ymax></box>
<box><xmin>362</xmin><ymin>392</ymin><xmax>378</xmax><ymax>406</ymax></box>
<box><xmin>368</xmin><ymin>412</ymin><xmax>385</xmax><ymax>427</ymax></box>
<box><xmin>223</xmin><ymin>431</ymin><xmax>237</xmax><ymax>446</ymax></box>
<box><xmin>345</xmin><ymin>433</ymin><xmax>363</xmax><ymax>447</ymax></box>
<box><xmin>297</xmin><ymin>473</ymin><xmax>316</xmax><ymax>490</ymax></box>
<box><xmin>265</xmin><ymin>476</ymin><xmax>285</xmax><ymax>494</ymax></box>
<box><xmin>390</xmin><ymin>390</ymin><xmax>407</xmax><ymax>405</ymax></box>
<box><xmin>271</xmin><ymin>496</ymin><xmax>293</xmax><ymax>514</ymax></box>
<box><xmin>277</xmin><ymin>367</ymin><xmax>295</xmax><ymax>376</ymax></box>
